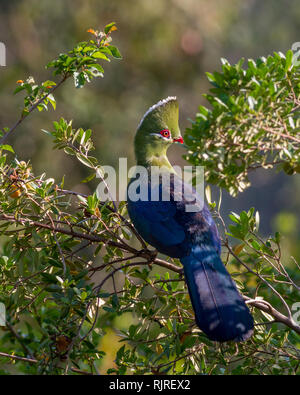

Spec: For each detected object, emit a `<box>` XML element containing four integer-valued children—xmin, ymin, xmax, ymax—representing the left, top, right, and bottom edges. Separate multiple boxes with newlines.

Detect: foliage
<box><xmin>0</xmin><ymin>22</ymin><xmax>121</xmax><ymax>145</ymax></box>
<box><xmin>184</xmin><ymin>51</ymin><xmax>300</xmax><ymax>195</ymax></box>
<box><xmin>0</xmin><ymin>26</ymin><xmax>299</xmax><ymax>375</ymax></box>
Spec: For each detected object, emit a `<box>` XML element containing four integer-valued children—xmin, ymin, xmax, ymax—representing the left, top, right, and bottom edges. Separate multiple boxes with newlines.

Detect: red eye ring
<box><xmin>159</xmin><ymin>129</ymin><xmax>170</xmax><ymax>138</ymax></box>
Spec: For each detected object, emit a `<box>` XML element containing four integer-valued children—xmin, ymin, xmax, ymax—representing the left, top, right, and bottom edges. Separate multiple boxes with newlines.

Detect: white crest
<box><xmin>137</xmin><ymin>96</ymin><xmax>177</xmax><ymax>129</ymax></box>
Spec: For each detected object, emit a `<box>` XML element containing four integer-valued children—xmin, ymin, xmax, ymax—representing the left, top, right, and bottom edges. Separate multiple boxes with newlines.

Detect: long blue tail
<box><xmin>181</xmin><ymin>247</ymin><xmax>254</xmax><ymax>342</ymax></box>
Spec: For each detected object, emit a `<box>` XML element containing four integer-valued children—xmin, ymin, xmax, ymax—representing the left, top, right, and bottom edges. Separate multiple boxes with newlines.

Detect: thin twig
<box><xmin>0</xmin><ymin>351</ymin><xmax>93</xmax><ymax>375</ymax></box>
<box><xmin>0</xmin><ymin>75</ymin><xmax>68</xmax><ymax>145</ymax></box>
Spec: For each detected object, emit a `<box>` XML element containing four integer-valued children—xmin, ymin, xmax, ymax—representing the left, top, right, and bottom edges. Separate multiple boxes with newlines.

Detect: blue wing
<box><xmin>127</xmin><ymin>173</ymin><xmax>219</xmax><ymax>257</ymax></box>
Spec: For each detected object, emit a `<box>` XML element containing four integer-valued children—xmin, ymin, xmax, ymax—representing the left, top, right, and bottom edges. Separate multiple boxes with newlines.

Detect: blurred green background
<box><xmin>0</xmin><ymin>0</ymin><xmax>299</xmax><ymax>371</ymax></box>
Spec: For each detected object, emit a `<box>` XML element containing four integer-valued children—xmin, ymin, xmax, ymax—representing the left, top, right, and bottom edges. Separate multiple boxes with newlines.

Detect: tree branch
<box><xmin>0</xmin><ymin>351</ymin><xmax>93</xmax><ymax>375</ymax></box>
<box><xmin>244</xmin><ymin>296</ymin><xmax>300</xmax><ymax>335</ymax></box>
<box><xmin>0</xmin><ymin>74</ymin><xmax>68</xmax><ymax>145</ymax></box>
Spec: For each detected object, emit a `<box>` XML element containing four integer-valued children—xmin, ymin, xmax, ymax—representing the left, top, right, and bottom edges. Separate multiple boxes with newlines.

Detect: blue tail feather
<box><xmin>181</xmin><ymin>247</ymin><xmax>254</xmax><ymax>342</ymax></box>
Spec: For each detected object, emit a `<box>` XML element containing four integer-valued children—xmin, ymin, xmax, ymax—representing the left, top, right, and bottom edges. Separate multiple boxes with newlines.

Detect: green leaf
<box><xmin>104</xmin><ymin>22</ymin><xmax>116</xmax><ymax>34</ymax></box>
<box><xmin>92</xmin><ymin>51</ymin><xmax>110</xmax><ymax>61</ymax></box>
<box><xmin>47</xmin><ymin>93</ymin><xmax>56</xmax><ymax>110</ymax></box>
<box><xmin>285</xmin><ymin>50</ymin><xmax>293</xmax><ymax>72</ymax></box>
<box><xmin>107</xmin><ymin>45</ymin><xmax>122</xmax><ymax>59</ymax></box>
<box><xmin>0</xmin><ymin>144</ymin><xmax>14</xmax><ymax>153</ymax></box>
<box><xmin>81</xmin><ymin>172</ymin><xmax>96</xmax><ymax>183</ymax></box>
<box><xmin>13</xmin><ymin>85</ymin><xmax>26</xmax><ymax>95</ymax></box>
<box><xmin>250</xmin><ymin>239</ymin><xmax>261</xmax><ymax>250</ymax></box>
<box><xmin>76</xmin><ymin>153</ymin><xmax>95</xmax><ymax>168</ymax></box>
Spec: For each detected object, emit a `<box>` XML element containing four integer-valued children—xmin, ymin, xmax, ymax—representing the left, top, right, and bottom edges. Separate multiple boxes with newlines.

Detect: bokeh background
<box><xmin>0</xmin><ymin>0</ymin><xmax>299</xmax><ymax>371</ymax></box>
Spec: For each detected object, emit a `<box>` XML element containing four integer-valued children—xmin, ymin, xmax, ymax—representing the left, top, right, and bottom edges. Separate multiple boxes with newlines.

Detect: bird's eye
<box><xmin>160</xmin><ymin>129</ymin><xmax>170</xmax><ymax>138</ymax></box>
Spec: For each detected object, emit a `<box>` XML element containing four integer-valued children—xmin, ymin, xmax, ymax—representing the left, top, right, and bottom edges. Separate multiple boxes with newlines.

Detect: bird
<box><xmin>127</xmin><ymin>97</ymin><xmax>254</xmax><ymax>342</ymax></box>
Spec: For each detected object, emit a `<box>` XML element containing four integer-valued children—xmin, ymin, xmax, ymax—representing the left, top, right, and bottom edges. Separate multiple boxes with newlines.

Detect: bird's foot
<box><xmin>138</xmin><ymin>248</ymin><xmax>158</xmax><ymax>265</ymax></box>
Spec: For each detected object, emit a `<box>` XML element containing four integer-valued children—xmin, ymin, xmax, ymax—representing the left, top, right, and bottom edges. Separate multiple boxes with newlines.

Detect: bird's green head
<box><xmin>134</xmin><ymin>97</ymin><xmax>183</xmax><ymax>167</ymax></box>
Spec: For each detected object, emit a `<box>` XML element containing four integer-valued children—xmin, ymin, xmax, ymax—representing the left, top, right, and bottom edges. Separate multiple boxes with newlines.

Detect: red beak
<box><xmin>173</xmin><ymin>136</ymin><xmax>184</xmax><ymax>144</ymax></box>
